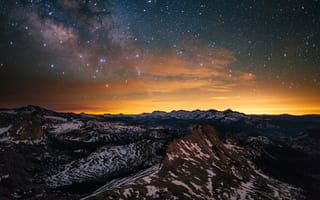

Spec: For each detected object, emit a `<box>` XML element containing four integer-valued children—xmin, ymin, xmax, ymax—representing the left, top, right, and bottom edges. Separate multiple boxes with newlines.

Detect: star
<box><xmin>99</xmin><ymin>58</ymin><xmax>107</xmax><ymax>64</ymax></box>
<box><xmin>0</xmin><ymin>0</ymin><xmax>319</xmax><ymax>114</ymax></box>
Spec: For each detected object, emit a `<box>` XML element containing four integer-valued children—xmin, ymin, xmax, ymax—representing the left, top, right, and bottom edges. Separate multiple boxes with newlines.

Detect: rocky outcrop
<box><xmin>88</xmin><ymin>125</ymin><xmax>303</xmax><ymax>200</ymax></box>
<box><xmin>1</xmin><ymin>106</ymin><xmax>318</xmax><ymax>199</ymax></box>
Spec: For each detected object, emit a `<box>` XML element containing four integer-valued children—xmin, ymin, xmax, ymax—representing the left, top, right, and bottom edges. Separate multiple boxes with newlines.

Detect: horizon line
<box><xmin>1</xmin><ymin>104</ymin><xmax>319</xmax><ymax>116</ymax></box>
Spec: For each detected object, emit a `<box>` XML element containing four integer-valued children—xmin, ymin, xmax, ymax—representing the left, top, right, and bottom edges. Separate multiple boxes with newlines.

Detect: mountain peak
<box><xmin>18</xmin><ymin>105</ymin><xmax>48</xmax><ymax>111</ymax></box>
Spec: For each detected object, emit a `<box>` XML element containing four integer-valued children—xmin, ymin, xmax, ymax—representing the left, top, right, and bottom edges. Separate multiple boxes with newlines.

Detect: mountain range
<box><xmin>0</xmin><ymin>105</ymin><xmax>319</xmax><ymax>199</ymax></box>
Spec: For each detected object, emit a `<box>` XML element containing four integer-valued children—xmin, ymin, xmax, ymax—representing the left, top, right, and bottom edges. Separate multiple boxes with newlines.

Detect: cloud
<box><xmin>139</xmin><ymin>51</ymin><xmax>233</xmax><ymax>79</ymax></box>
<box><xmin>130</xmin><ymin>43</ymin><xmax>255</xmax><ymax>95</ymax></box>
<box><xmin>238</xmin><ymin>72</ymin><xmax>256</xmax><ymax>81</ymax></box>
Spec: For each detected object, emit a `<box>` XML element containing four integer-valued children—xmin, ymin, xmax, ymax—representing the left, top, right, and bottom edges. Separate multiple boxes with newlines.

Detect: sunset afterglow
<box><xmin>0</xmin><ymin>1</ymin><xmax>319</xmax><ymax>115</ymax></box>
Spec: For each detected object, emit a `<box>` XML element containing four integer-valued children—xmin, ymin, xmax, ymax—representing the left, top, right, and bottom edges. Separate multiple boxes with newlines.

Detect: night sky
<box><xmin>0</xmin><ymin>0</ymin><xmax>319</xmax><ymax>114</ymax></box>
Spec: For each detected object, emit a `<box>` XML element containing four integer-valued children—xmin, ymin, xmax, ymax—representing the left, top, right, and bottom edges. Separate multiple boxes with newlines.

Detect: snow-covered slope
<box><xmin>47</xmin><ymin>140</ymin><xmax>164</xmax><ymax>188</ymax></box>
<box><xmin>110</xmin><ymin>109</ymin><xmax>247</xmax><ymax>122</ymax></box>
<box><xmin>86</xmin><ymin>125</ymin><xmax>304</xmax><ymax>200</ymax></box>
<box><xmin>0</xmin><ymin>106</ymin><xmax>319</xmax><ymax>199</ymax></box>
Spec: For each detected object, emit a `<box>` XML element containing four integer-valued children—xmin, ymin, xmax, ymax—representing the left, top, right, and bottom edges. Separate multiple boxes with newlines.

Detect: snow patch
<box><xmin>230</xmin><ymin>180</ymin><xmax>254</xmax><ymax>200</ymax></box>
<box><xmin>206</xmin><ymin>169</ymin><xmax>216</xmax><ymax>177</ymax></box>
<box><xmin>172</xmin><ymin>180</ymin><xmax>203</xmax><ymax>199</ymax></box>
<box><xmin>81</xmin><ymin>165</ymin><xmax>160</xmax><ymax>200</ymax></box>
<box><xmin>248</xmin><ymin>136</ymin><xmax>271</xmax><ymax>145</ymax></box>
<box><xmin>0</xmin><ymin>174</ymin><xmax>9</xmax><ymax>182</ymax></box>
<box><xmin>49</xmin><ymin>121</ymin><xmax>83</xmax><ymax>134</ymax></box>
<box><xmin>0</xmin><ymin>125</ymin><xmax>12</xmax><ymax>135</ymax></box>
<box><xmin>44</xmin><ymin>115</ymin><xmax>67</xmax><ymax>122</ymax></box>
<box><xmin>123</xmin><ymin>188</ymin><xmax>133</xmax><ymax>198</ymax></box>
<box><xmin>146</xmin><ymin>185</ymin><xmax>159</xmax><ymax>197</ymax></box>
<box><xmin>190</xmin><ymin>181</ymin><xmax>203</xmax><ymax>191</ymax></box>
<box><xmin>0</xmin><ymin>110</ymin><xmax>17</xmax><ymax>114</ymax></box>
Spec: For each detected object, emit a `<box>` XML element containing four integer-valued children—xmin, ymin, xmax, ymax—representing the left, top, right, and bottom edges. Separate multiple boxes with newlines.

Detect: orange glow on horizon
<box><xmin>56</xmin><ymin>94</ymin><xmax>320</xmax><ymax>116</ymax></box>
<box><xmin>51</xmin><ymin>66</ymin><xmax>319</xmax><ymax>116</ymax></box>
<box><xmin>58</xmin><ymin>106</ymin><xmax>320</xmax><ymax>116</ymax></box>
<box><xmin>2</xmin><ymin>43</ymin><xmax>319</xmax><ymax>115</ymax></box>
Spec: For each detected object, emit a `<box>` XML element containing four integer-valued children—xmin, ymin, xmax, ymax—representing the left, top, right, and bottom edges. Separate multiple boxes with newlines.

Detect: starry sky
<box><xmin>0</xmin><ymin>0</ymin><xmax>319</xmax><ymax>114</ymax></box>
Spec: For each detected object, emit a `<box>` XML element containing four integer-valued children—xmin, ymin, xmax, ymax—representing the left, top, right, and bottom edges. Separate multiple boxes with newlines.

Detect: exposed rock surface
<box><xmin>0</xmin><ymin>106</ymin><xmax>319</xmax><ymax>199</ymax></box>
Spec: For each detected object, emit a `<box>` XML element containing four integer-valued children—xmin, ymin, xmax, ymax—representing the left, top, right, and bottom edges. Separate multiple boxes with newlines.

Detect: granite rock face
<box><xmin>0</xmin><ymin>106</ymin><xmax>319</xmax><ymax>199</ymax></box>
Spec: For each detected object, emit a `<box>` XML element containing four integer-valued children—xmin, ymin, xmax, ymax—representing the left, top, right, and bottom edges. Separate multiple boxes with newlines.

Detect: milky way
<box><xmin>0</xmin><ymin>0</ymin><xmax>320</xmax><ymax>114</ymax></box>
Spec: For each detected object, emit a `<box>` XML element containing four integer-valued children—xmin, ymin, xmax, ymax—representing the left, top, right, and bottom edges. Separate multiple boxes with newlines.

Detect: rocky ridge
<box><xmin>0</xmin><ymin>106</ymin><xmax>319</xmax><ymax>199</ymax></box>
